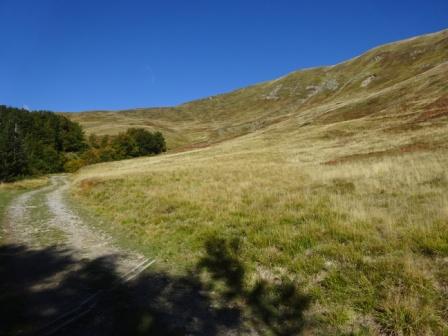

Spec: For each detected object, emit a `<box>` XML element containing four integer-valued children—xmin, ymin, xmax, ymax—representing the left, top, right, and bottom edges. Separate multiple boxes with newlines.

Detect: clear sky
<box><xmin>0</xmin><ymin>0</ymin><xmax>447</xmax><ymax>112</ymax></box>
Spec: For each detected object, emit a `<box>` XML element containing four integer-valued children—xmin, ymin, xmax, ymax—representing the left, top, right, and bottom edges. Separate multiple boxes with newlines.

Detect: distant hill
<box><xmin>66</xmin><ymin>29</ymin><xmax>448</xmax><ymax>151</ymax></box>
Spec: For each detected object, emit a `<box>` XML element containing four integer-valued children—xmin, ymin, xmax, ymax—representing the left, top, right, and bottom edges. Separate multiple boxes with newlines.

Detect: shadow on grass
<box><xmin>197</xmin><ymin>237</ymin><xmax>311</xmax><ymax>335</ymax></box>
<box><xmin>0</xmin><ymin>237</ymin><xmax>310</xmax><ymax>335</ymax></box>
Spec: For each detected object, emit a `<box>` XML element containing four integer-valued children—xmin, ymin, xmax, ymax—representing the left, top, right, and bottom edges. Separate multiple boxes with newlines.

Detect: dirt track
<box><xmin>1</xmin><ymin>176</ymin><xmax>152</xmax><ymax>335</ymax></box>
<box><xmin>4</xmin><ymin>175</ymin><xmax>146</xmax><ymax>274</ymax></box>
<box><xmin>1</xmin><ymin>176</ymin><xmax>252</xmax><ymax>336</ymax></box>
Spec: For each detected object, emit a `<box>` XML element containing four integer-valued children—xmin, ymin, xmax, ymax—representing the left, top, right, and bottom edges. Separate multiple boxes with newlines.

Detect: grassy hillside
<box><xmin>67</xmin><ymin>29</ymin><xmax>448</xmax><ymax>151</ymax></box>
<box><xmin>71</xmin><ymin>30</ymin><xmax>448</xmax><ymax>334</ymax></box>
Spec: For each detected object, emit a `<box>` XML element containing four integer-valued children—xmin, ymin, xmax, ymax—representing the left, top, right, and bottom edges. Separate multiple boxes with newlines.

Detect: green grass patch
<box><xmin>0</xmin><ymin>177</ymin><xmax>49</xmax><ymax>244</ymax></box>
<box><xmin>26</xmin><ymin>189</ymin><xmax>67</xmax><ymax>246</ymax></box>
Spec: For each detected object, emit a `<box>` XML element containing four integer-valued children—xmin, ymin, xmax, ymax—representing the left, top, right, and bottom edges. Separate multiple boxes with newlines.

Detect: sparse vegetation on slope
<box><xmin>67</xmin><ymin>29</ymin><xmax>448</xmax><ymax>151</ymax></box>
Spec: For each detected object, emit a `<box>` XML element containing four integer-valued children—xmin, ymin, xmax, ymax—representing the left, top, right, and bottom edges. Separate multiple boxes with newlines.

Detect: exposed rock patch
<box><xmin>361</xmin><ymin>74</ymin><xmax>376</xmax><ymax>88</ymax></box>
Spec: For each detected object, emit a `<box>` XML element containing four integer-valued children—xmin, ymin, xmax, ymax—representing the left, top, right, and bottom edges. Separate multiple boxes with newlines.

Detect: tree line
<box><xmin>66</xmin><ymin>128</ymin><xmax>166</xmax><ymax>172</ymax></box>
<box><xmin>0</xmin><ymin>105</ymin><xmax>166</xmax><ymax>182</ymax></box>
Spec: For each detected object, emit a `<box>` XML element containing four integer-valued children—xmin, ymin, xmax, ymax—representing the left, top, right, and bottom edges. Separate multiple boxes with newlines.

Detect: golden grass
<box><xmin>69</xmin><ymin>28</ymin><xmax>448</xmax><ymax>334</ymax></box>
<box><xmin>0</xmin><ymin>177</ymin><xmax>48</xmax><ymax>191</ymax></box>
<box><xmin>72</xmin><ymin>120</ymin><xmax>448</xmax><ymax>333</ymax></box>
<box><xmin>67</xmin><ymin>30</ymin><xmax>448</xmax><ymax>152</ymax></box>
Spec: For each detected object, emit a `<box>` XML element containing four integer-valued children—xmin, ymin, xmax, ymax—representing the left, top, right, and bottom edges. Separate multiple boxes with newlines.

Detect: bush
<box><xmin>125</xmin><ymin>129</ymin><xmax>166</xmax><ymax>156</ymax></box>
<box><xmin>63</xmin><ymin>153</ymin><xmax>85</xmax><ymax>173</ymax></box>
<box><xmin>78</xmin><ymin>129</ymin><xmax>166</xmax><ymax>167</ymax></box>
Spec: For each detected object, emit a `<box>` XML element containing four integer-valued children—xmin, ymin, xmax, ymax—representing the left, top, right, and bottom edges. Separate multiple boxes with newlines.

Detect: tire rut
<box><xmin>4</xmin><ymin>174</ymin><xmax>147</xmax><ymax>279</ymax></box>
<box><xmin>2</xmin><ymin>175</ymin><xmax>152</xmax><ymax>335</ymax></box>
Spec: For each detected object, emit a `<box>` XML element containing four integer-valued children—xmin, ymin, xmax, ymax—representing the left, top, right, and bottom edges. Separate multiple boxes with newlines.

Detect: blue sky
<box><xmin>0</xmin><ymin>0</ymin><xmax>447</xmax><ymax>112</ymax></box>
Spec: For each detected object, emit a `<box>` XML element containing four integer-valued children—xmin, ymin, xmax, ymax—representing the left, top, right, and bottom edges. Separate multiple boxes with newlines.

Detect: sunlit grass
<box><xmin>67</xmin><ymin>30</ymin><xmax>448</xmax><ymax>152</ymax></box>
<box><xmin>69</xmin><ymin>29</ymin><xmax>448</xmax><ymax>334</ymax></box>
<box><xmin>73</xmin><ymin>138</ymin><xmax>448</xmax><ymax>334</ymax></box>
<box><xmin>0</xmin><ymin>177</ymin><xmax>49</xmax><ymax>243</ymax></box>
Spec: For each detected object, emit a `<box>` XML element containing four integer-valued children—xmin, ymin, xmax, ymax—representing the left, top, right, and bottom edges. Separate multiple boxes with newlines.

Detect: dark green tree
<box><xmin>0</xmin><ymin>118</ymin><xmax>28</xmax><ymax>181</ymax></box>
<box><xmin>124</xmin><ymin>128</ymin><xmax>166</xmax><ymax>156</ymax></box>
<box><xmin>0</xmin><ymin>105</ymin><xmax>87</xmax><ymax>181</ymax></box>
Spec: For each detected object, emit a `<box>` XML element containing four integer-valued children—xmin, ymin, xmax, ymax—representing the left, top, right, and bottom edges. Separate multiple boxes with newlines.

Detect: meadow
<box><xmin>68</xmin><ymin>29</ymin><xmax>448</xmax><ymax>334</ymax></box>
<box><xmin>72</xmin><ymin>120</ymin><xmax>448</xmax><ymax>334</ymax></box>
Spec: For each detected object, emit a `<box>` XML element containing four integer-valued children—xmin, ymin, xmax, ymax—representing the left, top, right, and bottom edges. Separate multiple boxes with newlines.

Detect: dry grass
<box><xmin>0</xmin><ymin>177</ymin><xmax>48</xmax><ymax>191</ymax></box>
<box><xmin>72</xmin><ymin>126</ymin><xmax>448</xmax><ymax>334</ymax></box>
<box><xmin>66</xmin><ymin>30</ymin><xmax>448</xmax><ymax>151</ymax></box>
<box><xmin>69</xmin><ymin>29</ymin><xmax>448</xmax><ymax>334</ymax></box>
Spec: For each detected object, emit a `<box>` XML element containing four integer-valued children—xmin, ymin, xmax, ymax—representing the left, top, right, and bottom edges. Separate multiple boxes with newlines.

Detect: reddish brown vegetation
<box><xmin>78</xmin><ymin>178</ymin><xmax>101</xmax><ymax>193</ymax></box>
<box><xmin>415</xmin><ymin>95</ymin><xmax>448</xmax><ymax>122</ymax></box>
<box><xmin>324</xmin><ymin>142</ymin><xmax>442</xmax><ymax>165</ymax></box>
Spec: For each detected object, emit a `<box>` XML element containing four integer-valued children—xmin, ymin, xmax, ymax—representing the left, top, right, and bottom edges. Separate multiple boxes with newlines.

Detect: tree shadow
<box><xmin>197</xmin><ymin>237</ymin><xmax>311</xmax><ymax>335</ymax></box>
<box><xmin>0</xmin><ymin>237</ymin><xmax>310</xmax><ymax>336</ymax></box>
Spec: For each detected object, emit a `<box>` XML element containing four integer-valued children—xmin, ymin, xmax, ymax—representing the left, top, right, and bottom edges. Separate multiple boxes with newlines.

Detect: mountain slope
<box><xmin>67</xmin><ymin>29</ymin><xmax>448</xmax><ymax>151</ymax></box>
<box><xmin>70</xmin><ymin>29</ymin><xmax>448</xmax><ymax>334</ymax></box>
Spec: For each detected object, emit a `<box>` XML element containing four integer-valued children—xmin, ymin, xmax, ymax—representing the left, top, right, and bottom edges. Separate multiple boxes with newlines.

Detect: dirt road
<box><xmin>0</xmin><ymin>175</ymin><xmax>249</xmax><ymax>336</ymax></box>
<box><xmin>4</xmin><ymin>175</ymin><xmax>146</xmax><ymax>273</ymax></box>
<box><xmin>1</xmin><ymin>175</ymin><xmax>152</xmax><ymax>335</ymax></box>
